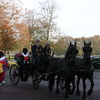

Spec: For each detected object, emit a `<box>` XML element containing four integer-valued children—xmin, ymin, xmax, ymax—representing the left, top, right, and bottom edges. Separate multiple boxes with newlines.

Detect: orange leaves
<box><xmin>16</xmin><ymin>23</ymin><xmax>30</xmax><ymax>39</ymax></box>
<box><xmin>0</xmin><ymin>22</ymin><xmax>16</xmax><ymax>50</ymax></box>
<box><xmin>0</xmin><ymin>0</ymin><xmax>24</xmax><ymax>51</ymax></box>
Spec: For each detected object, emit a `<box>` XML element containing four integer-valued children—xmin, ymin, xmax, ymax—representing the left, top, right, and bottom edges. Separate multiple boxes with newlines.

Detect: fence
<box><xmin>5</xmin><ymin>54</ymin><xmax>14</xmax><ymax>60</ymax></box>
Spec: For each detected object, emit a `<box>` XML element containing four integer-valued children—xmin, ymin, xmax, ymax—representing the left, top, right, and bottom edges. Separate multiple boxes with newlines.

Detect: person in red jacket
<box><xmin>0</xmin><ymin>51</ymin><xmax>9</xmax><ymax>88</ymax></box>
<box><xmin>0</xmin><ymin>63</ymin><xmax>3</xmax><ymax>88</ymax></box>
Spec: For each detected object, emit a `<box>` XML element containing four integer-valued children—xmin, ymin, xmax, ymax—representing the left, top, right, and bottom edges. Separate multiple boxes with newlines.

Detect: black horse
<box><xmin>74</xmin><ymin>41</ymin><xmax>94</xmax><ymax>100</ymax></box>
<box><xmin>48</xmin><ymin>42</ymin><xmax>78</xmax><ymax>100</ymax></box>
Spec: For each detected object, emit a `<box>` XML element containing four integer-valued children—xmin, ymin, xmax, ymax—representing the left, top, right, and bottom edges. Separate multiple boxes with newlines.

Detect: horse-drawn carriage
<box><xmin>9</xmin><ymin>41</ymin><xmax>94</xmax><ymax>100</ymax></box>
<box><xmin>9</xmin><ymin>51</ymin><xmax>63</xmax><ymax>89</ymax></box>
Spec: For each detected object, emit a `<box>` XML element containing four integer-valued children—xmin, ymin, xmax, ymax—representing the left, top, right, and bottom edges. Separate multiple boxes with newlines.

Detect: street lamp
<box><xmin>29</xmin><ymin>39</ymin><xmax>33</xmax><ymax>50</ymax></box>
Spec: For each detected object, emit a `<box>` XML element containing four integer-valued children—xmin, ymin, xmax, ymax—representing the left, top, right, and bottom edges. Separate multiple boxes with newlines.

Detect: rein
<box><xmin>73</xmin><ymin>67</ymin><xmax>94</xmax><ymax>72</ymax></box>
<box><xmin>41</xmin><ymin>68</ymin><xmax>62</xmax><ymax>76</ymax></box>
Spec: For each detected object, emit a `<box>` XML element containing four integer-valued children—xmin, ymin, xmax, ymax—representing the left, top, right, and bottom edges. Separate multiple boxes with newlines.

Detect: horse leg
<box><xmin>64</xmin><ymin>79</ymin><xmax>70</xmax><ymax>100</ymax></box>
<box><xmin>48</xmin><ymin>74</ymin><xmax>55</xmax><ymax>93</ymax></box>
<box><xmin>82</xmin><ymin>78</ymin><xmax>87</xmax><ymax>100</ymax></box>
<box><xmin>56</xmin><ymin>74</ymin><xmax>60</xmax><ymax>96</ymax></box>
<box><xmin>69</xmin><ymin>76</ymin><xmax>76</xmax><ymax>95</ymax></box>
<box><xmin>87</xmin><ymin>76</ymin><xmax>94</xmax><ymax>95</ymax></box>
<box><xmin>75</xmin><ymin>76</ymin><xmax>81</xmax><ymax>96</ymax></box>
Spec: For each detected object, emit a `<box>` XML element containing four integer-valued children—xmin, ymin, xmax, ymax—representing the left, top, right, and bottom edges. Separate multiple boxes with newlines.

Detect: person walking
<box><xmin>0</xmin><ymin>51</ymin><xmax>9</xmax><ymax>88</ymax></box>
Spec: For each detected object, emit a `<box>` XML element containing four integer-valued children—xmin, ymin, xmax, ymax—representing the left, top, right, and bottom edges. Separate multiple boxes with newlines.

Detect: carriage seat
<box><xmin>14</xmin><ymin>53</ymin><xmax>22</xmax><ymax>65</ymax></box>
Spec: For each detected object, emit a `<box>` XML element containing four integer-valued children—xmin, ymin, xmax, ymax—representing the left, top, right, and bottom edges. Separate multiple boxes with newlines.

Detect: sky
<box><xmin>21</xmin><ymin>0</ymin><xmax>100</xmax><ymax>38</ymax></box>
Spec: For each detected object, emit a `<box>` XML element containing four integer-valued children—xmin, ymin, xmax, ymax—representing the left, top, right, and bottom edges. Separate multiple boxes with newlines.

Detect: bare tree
<box><xmin>38</xmin><ymin>0</ymin><xmax>59</xmax><ymax>41</ymax></box>
<box><xmin>23</xmin><ymin>0</ymin><xmax>60</xmax><ymax>43</ymax></box>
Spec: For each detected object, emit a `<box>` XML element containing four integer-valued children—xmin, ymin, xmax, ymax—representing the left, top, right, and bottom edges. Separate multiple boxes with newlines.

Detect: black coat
<box><xmin>42</xmin><ymin>47</ymin><xmax>51</xmax><ymax>57</ymax></box>
<box><xmin>32</xmin><ymin>44</ymin><xmax>43</xmax><ymax>57</ymax></box>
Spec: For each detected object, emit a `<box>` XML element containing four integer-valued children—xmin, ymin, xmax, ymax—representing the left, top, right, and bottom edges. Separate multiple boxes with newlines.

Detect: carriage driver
<box><xmin>32</xmin><ymin>39</ymin><xmax>43</xmax><ymax>63</ymax></box>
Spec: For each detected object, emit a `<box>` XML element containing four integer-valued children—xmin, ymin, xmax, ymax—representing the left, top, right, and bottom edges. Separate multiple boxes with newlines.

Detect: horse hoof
<box><xmin>56</xmin><ymin>93</ymin><xmax>61</xmax><ymax>96</ymax></box>
<box><xmin>75</xmin><ymin>91</ymin><xmax>81</xmax><ymax>96</ymax></box>
<box><xmin>75</xmin><ymin>93</ymin><xmax>81</xmax><ymax>96</ymax></box>
<box><xmin>64</xmin><ymin>98</ymin><xmax>69</xmax><ymax>100</ymax></box>
<box><xmin>69</xmin><ymin>90</ymin><xmax>74</xmax><ymax>95</ymax></box>
<box><xmin>49</xmin><ymin>91</ymin><xmax>54</xmax><ymax>94</ymax></box>
<box><xmin>87</xmin><ymin>90</ymin><xmax>92</xmax><ymax>95</ymax></box>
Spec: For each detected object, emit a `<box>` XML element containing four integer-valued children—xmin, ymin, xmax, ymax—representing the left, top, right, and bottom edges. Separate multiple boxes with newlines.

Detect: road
<box><xmin>0</xmin><ymin>70</ymin><xmax>100</xmax><ymax>100</ymax></box>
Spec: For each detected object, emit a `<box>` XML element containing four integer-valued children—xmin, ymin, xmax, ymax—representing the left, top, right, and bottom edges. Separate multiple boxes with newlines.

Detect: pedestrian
<box><xmin>0</xmin><ymin>63</ymin><xmax>3</xmax><ymax>88</ymax></box>
<box><xmin>0</xmin><ymin>51</ymin><xmax>9</xmax><ymax>88</ymax></box>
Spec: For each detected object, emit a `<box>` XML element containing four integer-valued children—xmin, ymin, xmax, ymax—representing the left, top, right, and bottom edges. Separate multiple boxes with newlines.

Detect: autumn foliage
<box><xmin>0</xmin><ymin>0</ymin><xmax>30</xmax><ymax>53</ymax></box>
<box><xmin>0</xmin><ymin>22</ymin><xmax>16</xmax><ymax>50</ymax></box>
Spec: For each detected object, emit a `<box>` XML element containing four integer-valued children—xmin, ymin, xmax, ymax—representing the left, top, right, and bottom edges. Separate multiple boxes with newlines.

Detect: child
<box><xmin>0</xmin><ymin>51</ymin><xmax>9</xmax><ymax>88</ymax></box>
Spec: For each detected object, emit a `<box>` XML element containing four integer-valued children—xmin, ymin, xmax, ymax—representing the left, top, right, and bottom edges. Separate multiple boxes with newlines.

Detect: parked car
<box><xmin>91</xmin><ymin>55</ymin><xmax>100</xmax><ymax>69</ymax></box>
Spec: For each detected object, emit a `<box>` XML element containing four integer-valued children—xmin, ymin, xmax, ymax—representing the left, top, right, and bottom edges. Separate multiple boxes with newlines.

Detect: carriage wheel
<box><xmin>9</xmin><ymin>64</ymin><xmax>19</xmax><ymax>85</ymax></box>
<box><xmin>32</xmin><ymin>70</ymin><xmax>39</xmax><ymax>89</ymax></box>
<box><xmin>60</xmin><ymin>77</ymin><xmax>65</xmax><ymax>89</ymax></box>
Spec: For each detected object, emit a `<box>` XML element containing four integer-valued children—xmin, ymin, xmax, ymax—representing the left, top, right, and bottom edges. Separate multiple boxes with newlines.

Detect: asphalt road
<box><xmin>0</xmin><ymin>70</ymin><xmax>100</xmax><ymax>100</ymax></box>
